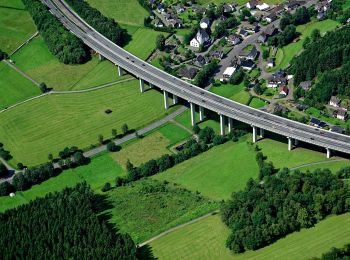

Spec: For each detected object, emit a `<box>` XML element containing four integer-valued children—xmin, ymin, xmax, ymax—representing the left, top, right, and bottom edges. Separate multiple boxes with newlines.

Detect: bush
<box><xmin>0</xmin><ymin>182</ymin><xmax>14</xmax><ymax>196</ymax></box>
<box><xmin>198</xmin><ymin>127</ymin><xmax>215</xmax><ymax>144</ymax></box>
<box><xmin>213</xmin><ymin>135</ymin><xmax>226</xmax><ymax>145</ymax></box>
<box><xmin>107</xmin><ymin>141</ymin><xmax>119</xmax><ymax>152</ymax></box>
<box><xmin>101</xmin><ymin>182</ymin><xmax>111</xmax><ymax>192</ymax></box>
<box><xmin>0</xmin><ymin>163</ymin><xmax>8</xmax><ymax>178</ymax></box>
<box><xmin>193</xmin><ymin>125</ymin><xmax>200</xmax><ymax>134</ymax></box>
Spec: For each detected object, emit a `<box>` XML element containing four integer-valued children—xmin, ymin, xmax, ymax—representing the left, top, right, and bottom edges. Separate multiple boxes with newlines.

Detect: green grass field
<box><xmin>124</xmin><ymin>27</ymin><xmax>168</xmax><ymax>60</ymax></box>
<box><xmin>0</xmin><ymin>1</ymin><xmax>36</xmax><ymax>53</ymax></box>
<box><xmin>154</xmin><ymin>139</ymin><xmax>259</xmax><ymax>201</ymax></box>
<box><xmin>86</xmin><ymin>0</ymin><xmax>149</xmax><ymax>26</ymax></box>
<box><xmin>249</xmin><ymin>97</ymin><xmax>266</xmax><ymax>109</ymax></box>
<box><xmin>148</xmin><ymin>212</ymin><xmax>350</xmax><ymax>260</ymax></box>
<box><xmin>0</xmin><ymin>80</ymin><xmax>177</xmax><ymax>166</ymax></box>
<box><xmin>0</xmin><ymin>153</ymin><xmax>124</xmax><ymax>212</ymax></box>
<box><xmin>274</xmin><ymin>19</ymin><xmax>339</xmax><ymax>71</ymax></box>
<box><xmin>105</xmin><ymin>178</ymin><xmax>218</xmax><ymax>244</ymax></box>
<box><xmin>257</xmin><ymin>137</ymin><xmax>339</xmax><ymax>169</ymax></box>
<box><xmin>211</xmin><ymin>82</ymin><xmax>251</xmax><ymax>105</ymax></box>
<box><xmin>111</xmin><ymin>122</ymin><xmax>191</xmax><ymax>168</ymax></box>
<box><xmin>11</xmin><ymin>36</ymin><xmax>125</xmax><ymax>91</ymax></box>
<box><xmin>0</xmin><ymin>62</ymin><xmax>40</xmax><ymax>109</ymax></box>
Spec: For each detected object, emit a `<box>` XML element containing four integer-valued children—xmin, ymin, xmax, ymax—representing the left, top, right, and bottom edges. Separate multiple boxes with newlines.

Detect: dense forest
<box><xmin>0</xmin><ymin>183</ymin><xmax>136</xmax><ymax>259</ymax></box>
<box><xmin>65</xmin><ymin>0</ymin><xmax>128</xmax><ymax>46</ymax></box>
<box><xmin>22</xmin><ymin>0</ymin><xmax>89</xmax><ymax>64</ymax></box>
<box><xmin>290</xmin><ymin>25</ymin><xmax>350</xmax><ymax>105</ymax></box>
<box><xmin>221</xmin><ymin>169</ymin><xmax>350</xmax><ymax>253</ymax></box>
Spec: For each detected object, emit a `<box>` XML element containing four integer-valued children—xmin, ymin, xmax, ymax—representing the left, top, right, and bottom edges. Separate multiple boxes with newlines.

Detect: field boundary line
<box><xmin>290</xmin><ymin>159</ymin><xmax>348</xmax><ymax>171</ymax></box>
<box><xmin>138</xmin><ymin>210</ymin><xmax>219</xmax><ymax>247</ymax></box>
<box><xmin>0</xmin><ymin>78</ymin><xmax>134</xmax><ymax>114</ymax></box>
<box><xmin>2</xmin><ymin>60</ymin><xmax>40</xmax><ymax>86</ymax></box>
<box><xmin>9</xmin><ymin>31</ymin><xmax>39</xmax><ymax>57</ymax></box>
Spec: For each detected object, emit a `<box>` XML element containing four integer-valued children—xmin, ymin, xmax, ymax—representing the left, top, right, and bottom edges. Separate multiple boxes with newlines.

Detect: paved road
<box><xmin>41</xmin><ymin>0</ymin><xmax>350</xmax><ymax>157</ymax></box>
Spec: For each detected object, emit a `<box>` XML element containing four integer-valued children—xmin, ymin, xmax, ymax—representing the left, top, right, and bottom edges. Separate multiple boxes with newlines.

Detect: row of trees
<box><xmin>65</xmin><ymin>0</ymin><xmax>128</xmax><ymax>46</ymax></box>
<box><xmin>0</xmin><ymin>151</ymin><xmax>89</xmax><ymax>196</ymax></box>
<box><xmin>221</xmin><ymin>169</ymin><xmax>350</xmax><ymax>253</ymax></box>
<box><xmin>0</xmin><ymin>183</ymin><xmax>136</xmax><ymax>259</ymax></box>
<box><xmin>268</xmin><ymin>25</ymin><xmax>299</xmax><ymax>48</ymax></box>
<box><xmin>22</xmin><ymin>0</ymin><xmax>89</xmax><ymax>64</ymax></box>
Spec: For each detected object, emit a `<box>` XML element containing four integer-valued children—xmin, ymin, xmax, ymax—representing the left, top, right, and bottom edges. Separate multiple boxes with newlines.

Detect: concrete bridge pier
<box><xmin>326</xmin><ymin>148</ymin><xmax>331</xmax><ymax>159</ymax></box>
<box><xmin>295</xmin><ymin>139</ymin><xmax>299</xmax><ymax>146</ymax></box>
<box><xmin>190</xmin><ymin>102</ymin><xmax>196</xmax><ymax>126</ymax></box>
<box><xmin>199</xmin><ymin>106</ymin><xmax>205</xmax><ymax>121</ymax></box>
<box><xmin>220</xmin><ymin>114</ymin><xmax>225</xmax><ymax>136</ymax></box>
<box><xmin>173</xmin><ymin>95</ymin><xmax>178</xmax><ymax>105</ymax></box>
<box><xmin>228</xmin><ymin>118</ymin><xmax>233</xmax><ymax>133</ymax></box>
<box><xmin>139</xmin><ymin>79</ymin><xmax>145</xmax><ymax>93</ymax></box>
<box><xmin>164</xmin><ymin>90</ymin><xmax>169</xmax><ymax>109</ymax></box>
<box><xmin>149</xmin><ymin>83</ymin><xmax>153</xmax><ymax>89</ymax></box>
<box><xmin>252</xmin><ymin>126</ymin><xmax>257</xmax><ymax>143</ymax></box>
<box><xmin>260</xmin><ymin>128</ymin><xmax>265</xmax><ymax>138</ymax></box>
<box><xmin>98</xmin><ymin>53</ymin><xmax>104</xmax><ymax>60</ymax></box>
<box><xmin>117</xmin><ymin>65</ymin><xmax>123</xmax><ymax>77</ymax></box>
<box><xmin>288</xmin><ymin>137</ymin><xmax>293</xmax><ymax>151</ymax></box>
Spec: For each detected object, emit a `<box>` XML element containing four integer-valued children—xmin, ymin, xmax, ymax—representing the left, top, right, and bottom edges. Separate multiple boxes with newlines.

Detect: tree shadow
<box><xmin>137</xmin><ymin>244</ymin><xmax>158</xmax><ymax>260</ymax></box>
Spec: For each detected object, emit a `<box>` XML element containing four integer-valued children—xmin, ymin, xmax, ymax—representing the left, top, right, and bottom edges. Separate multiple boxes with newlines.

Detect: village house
<box><xmin>266</xmin><ymin>59</ymin><xmax>274</xmax><ymax>68</ymax></box>
<box><xmin>256</xmin><ymin>3</ymin><xmax>270</xmax><ymax>11</ymax></box>
<box><xmin>190</xmin><ymin>29</ymin><xmax>210</xmax><ymax>48</ymax></box>
<box><xmin>279</xmin><ymin>86</ymin><xmax>289</xmax><ymax>96</ymax></box>
<box><xmin>223</xmin><ymin>3</ymin><xmax>236</xmax><ymax>13</ymax></box>
<box><xmin>211</xmin><ymin>50</ymin><xmax>224</xmax><ymax>60</ymax></box>
<box><xmin>157</xmin><ymin>3</ymin><xmax>166</xmax><ymax>13</ymax></box>
<box><xmin>265</xmin><ymin>13</ymin><xmax>278</xmax><ymax>23</ymax></box>
<box><xmin>200</xmin><ymin>17</ymin><xmax>210</xmax><ymax>29</ymax></box>
<box><xmin>174</xmin><ymin>4</ymin><xmax>185</xmax><ymax>14</ymax></box>
<box><xmin>270</xmin><ymin>5</ymin><xmax>285</xmax><ymax>15</ymax></box>
<box><xmin>177</xmin><ymin>67</ymin><xmax>199</xmax><ymax>81</ymax></box>
<box><xmin>240</xmin><ymin>22</ymin><xmax>260</xmax><ymax>33</ymax></box>
<box><xmin>192</xmin><ymin>6</ymin><xmax>207</xmax><ymax>14</ymax></box>
<box><xmin>258</xmin><ymin>25</ymin><xmax>278</xmax><ymax>43</ymax></box>
<box><xmin>267</xmin><ymin>74</ymin><xmax>287</xmax><ymax>88</ymax></box>
<box><xmin>239</xmin><ymin>46</ymin><xmax>258</xmax><ymax>60</ymax></box>
<box><xmin>238</xmin><ymin>28</ymin><xmax>249</xmax><ymax>38</ymax></box>
<box><xmin>284</xmin><ymin>0</ymin><xmax>305</xmax><ymax>11</ymax></box>
<box><xmin>310</xmin><ymin>117</ymin><xmax>327</xmax><ymax>128</ymax></box>
<box><xmin>226</xmin><ymin>34</ymin><xmax>241</xmax><ymax>45</ymax></box>
<box><xmin>222</xmin><ymin>67</ymin><xmax>237</xmax><ymax>81</ymax></box>
<box><xmin>246</xmin><ymin>0</ymin><xmax>260</xmax><ymax>9</ymax></box>
<box><xmin>194</xmin><ymin>55</ymin><xmax>207</xmax><ymax>67</ymax></box>
<box><xmin>154</xmin><ymin>19</ymin><xmax>164</xmax><ymax>28</ymax></box>
<box><xmin>334</xmin><ymin>109</ymin><xmax>348</xmax><ymax>121</ymax></box>
<box><xmin>241</xmin><ymin>59</ymin><xmax>256</xmax><ymax>71</ymax></box>
<box><xmin>329</xmin><ymin>96</ymin><xmax>341</xmax><ymax>108</ymax></box>
<box><xmin>299</xmin><ymin>81</ymin><xmax>312</xmax><ymax>91</ymax></box>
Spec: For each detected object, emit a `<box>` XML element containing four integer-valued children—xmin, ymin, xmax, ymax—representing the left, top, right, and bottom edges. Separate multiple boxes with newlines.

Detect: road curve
<box><xmin>43</xmin><ymin>0</ymin><xmax>350</xmax><ymax>155</ymax></box>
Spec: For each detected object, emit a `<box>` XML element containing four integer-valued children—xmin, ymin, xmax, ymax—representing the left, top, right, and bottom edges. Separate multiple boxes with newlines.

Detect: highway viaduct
<box><xmin>44</xmin><ymin>0</ymin><xmax>350</xmax><ymax>159</ymax></box>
